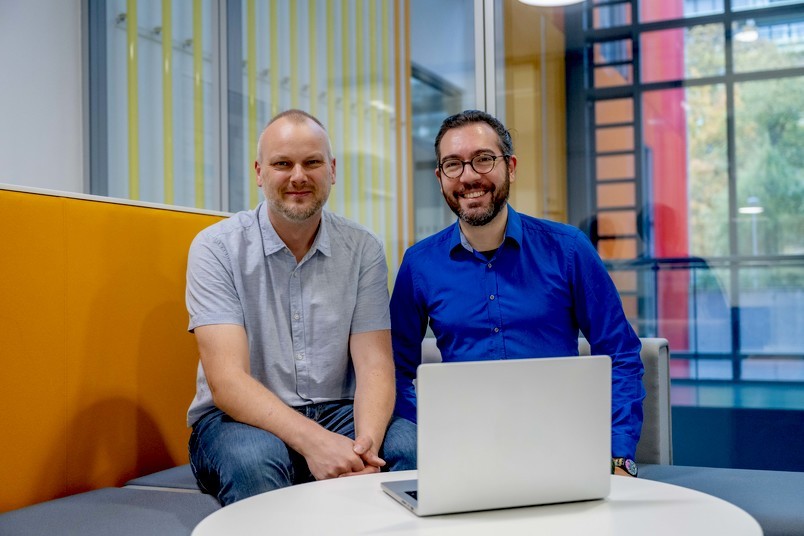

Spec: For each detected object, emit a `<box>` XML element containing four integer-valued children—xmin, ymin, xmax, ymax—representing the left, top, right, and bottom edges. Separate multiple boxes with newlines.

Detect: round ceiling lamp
<box><xmin>517</xmin><ymin>0</ymin><xmax>585</xmax><ymax>6</ymax></box>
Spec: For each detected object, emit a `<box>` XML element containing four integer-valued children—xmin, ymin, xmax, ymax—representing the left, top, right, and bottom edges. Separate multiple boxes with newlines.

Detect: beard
<box><xmin>443</xmin><ymin>171</ymin><xmax>511</xmax><ymax>227</ymax></box>
<box><xmin>266</xmin><ymin>184</ymin><xmax>330</xmax><ymax>222</ymax></box>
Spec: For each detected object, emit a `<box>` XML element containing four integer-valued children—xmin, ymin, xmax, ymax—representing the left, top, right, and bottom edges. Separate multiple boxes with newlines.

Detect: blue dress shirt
<box><xmin>390</xmin><ymin>206</ymin><xmax>645</xmax><ymax>458</ymax></box>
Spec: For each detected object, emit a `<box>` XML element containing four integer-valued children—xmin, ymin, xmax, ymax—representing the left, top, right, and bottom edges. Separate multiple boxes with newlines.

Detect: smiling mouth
<box><xmin>460</xmin><ymin>190</ymin><xmax>488</xmax><ymax>200</ymax></box>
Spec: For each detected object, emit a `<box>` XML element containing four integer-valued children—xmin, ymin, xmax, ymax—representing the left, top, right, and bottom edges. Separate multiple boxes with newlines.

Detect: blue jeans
<box><xmin>189</xmin><ymin>401</ymin><xmax>417</xmax><ymax>505</ymax></box>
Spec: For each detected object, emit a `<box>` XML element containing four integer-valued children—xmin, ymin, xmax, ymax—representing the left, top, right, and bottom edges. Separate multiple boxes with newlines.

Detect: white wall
<box><xmin>0</xmin><ymin>0</ymin><xmax>84</xmax><ymax>192</ymax></box>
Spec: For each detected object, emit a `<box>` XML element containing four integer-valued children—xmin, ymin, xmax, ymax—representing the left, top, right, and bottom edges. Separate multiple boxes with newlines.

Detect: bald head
<box><xmin>256</xmin><ymin>109</ymin><xmax>333</xmax><ymax>164</ymax></box>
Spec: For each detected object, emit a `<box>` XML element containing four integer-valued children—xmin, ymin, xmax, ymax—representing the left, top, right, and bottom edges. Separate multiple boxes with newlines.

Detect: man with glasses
<box><xmin>390</xmin><ymin>110</ymin><xmax>645</xmax><ymax>477</ymax></box>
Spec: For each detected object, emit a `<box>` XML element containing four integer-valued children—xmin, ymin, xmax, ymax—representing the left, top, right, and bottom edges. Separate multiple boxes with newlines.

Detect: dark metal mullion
<box><xmin>595</xmin><ymin>149</ymin><xmax>636</xmax><ymax>156</ymax></box>
<box><xmin>724</xmin><ymin>0</ymin><xmax>743</xmax><ymax>383</ymax></box>
<box><xmin>630</xmin><ymin>0</ymin><xmax>656</xmax><ymax>337</ymax></box>
<box><xmin>593</xmin><ymin>59</ymin><xmax>634</xmax><ymax>68</ymax></box>
<box><xmin>594</xmin><ymin>121</ymin><xmax>634</xmax><ymax>129</ymax></box>
<box><xmin>596</xmin><ymin>177</ymin><xmax>637</xmax><ymax>185</ymax></box>
<box><xmin>87</xmin><ymin>0</ymin><xmax>108</xmax><ymax>197</ymax></box>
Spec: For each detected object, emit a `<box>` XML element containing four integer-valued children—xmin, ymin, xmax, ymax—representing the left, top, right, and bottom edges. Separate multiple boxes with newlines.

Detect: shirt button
<box><xmin>487</xmin><ymin>263</ymin><xmax>492</xmax><ymax>269</ymax></box>
<box><xmin>295</xmin><ymin>353</ymin><xmax>304</xmax><ymax>360</ymax></box>
<box><xmin>494</xmin><ymin>327</ymin><xmax>500</xmax><ymax>333</ymax></box>
<box><xmin>489</xmin><ymin>295</ymin><xmax>495</xmax><ymax>300</ymax></box>
<box><xmin>293</xmin><ymin>272</ymin><xmax>298</xmax><ymax>277</ymax></box>
<box><xmin>294</xmin><ymin>313</ymin><xmax>300</xmax><ymax>320</ymax></box>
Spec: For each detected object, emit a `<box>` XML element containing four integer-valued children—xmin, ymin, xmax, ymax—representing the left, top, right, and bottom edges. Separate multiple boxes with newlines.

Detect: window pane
<box><xmin>639</xmin><ymin>0</ymin><xmax>723</xmax><ymax>23</ymax></box>
<box><xmin>98</xmin><ymin>0</ymin><xmax>218</xmax><ymax>209</ymax></box>
<box><xmin>643</xmin><ymin>86</ymin><xmax>729</xmax><ymax>259</ymax></box>
<box><xmin>593</xmin><ymin>3</ymin><xmax>631</xmax><ymax>29</ymax></box>
<box><xmin>596</xmin><ymin>155</ymin><xmax>635</xmax><ymax>180</ymax></box>
<box><xmin>596</xmin><ymin>126</ymin><xmax>634</xmax><ymax>152</ymax></box>
<box><xmin>595</xmin><ymin>98</ymin><xmax>634</xmax><ymax>125</ymax></box>
<box><xmin>739</xmin><ymin>263</ymin><xmax>804</xmax><ymax>357</ymax></box>
<box><xmin>411</xmin><ymin>0</ymin><xmax>477</xmax><ymax>241</ymax></box>
<box><xmin>733</xmin><ymin>0</ymin><xmax>804</xmax><ymax>11</ymax></box>
<box><xmin>734</xmin><ymin>77</ymin><xmax>804</xmax><ymax>257</ymax></box>
<box><xmin>641</xmin><ymin>24</ymin><xmax>725</xmax><ymax>83</ymax></box>
<box><xmin>733</xmin><ymin>16</ymin><xmax>804</xmax><ymax>73</ymax></box>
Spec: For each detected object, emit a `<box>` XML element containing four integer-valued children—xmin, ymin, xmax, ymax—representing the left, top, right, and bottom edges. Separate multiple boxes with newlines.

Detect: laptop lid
<box><xmin>382</xmin><ymin>355</ymin><xmax>612</xmax><ymax>516</ymax></box>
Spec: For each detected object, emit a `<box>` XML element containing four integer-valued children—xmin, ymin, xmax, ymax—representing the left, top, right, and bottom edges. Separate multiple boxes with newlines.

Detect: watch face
<box><xmin>624</xmin><ymin>459</ymin><xmax>638</xmax><ymax>477</ymax></box>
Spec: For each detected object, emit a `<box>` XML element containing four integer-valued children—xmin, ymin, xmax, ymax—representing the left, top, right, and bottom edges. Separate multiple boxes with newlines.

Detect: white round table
<box><xmin>193</xmin><ymin>470</ymin><xmax>762</xmax><ymax>535</ymax></box>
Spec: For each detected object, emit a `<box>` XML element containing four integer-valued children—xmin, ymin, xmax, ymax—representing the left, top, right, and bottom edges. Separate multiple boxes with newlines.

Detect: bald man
<box><xmin>185</xmin><ymin>109</ymin><xmax>415</xmax><ymax>505</ymax></box>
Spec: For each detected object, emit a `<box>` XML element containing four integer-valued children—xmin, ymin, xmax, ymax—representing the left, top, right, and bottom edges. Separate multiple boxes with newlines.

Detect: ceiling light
<box><xmin>735</xmin><ymin>19</ymin><xmax>759</xmax><ymax>43</ymax></box>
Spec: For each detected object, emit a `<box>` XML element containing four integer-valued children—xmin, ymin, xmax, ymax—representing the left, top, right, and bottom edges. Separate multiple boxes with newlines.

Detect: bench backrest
<box><xmin>0</xmin><ymin>187</ymin><xmax>224</xmax><ymax>512</ymax></box>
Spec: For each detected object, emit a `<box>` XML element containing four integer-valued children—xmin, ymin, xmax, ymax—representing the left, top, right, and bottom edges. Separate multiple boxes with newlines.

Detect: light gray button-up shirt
<box><xmin>186</xmin><ymin>202</ymin><xmax>391</xmax><ymax>427</ymax></box>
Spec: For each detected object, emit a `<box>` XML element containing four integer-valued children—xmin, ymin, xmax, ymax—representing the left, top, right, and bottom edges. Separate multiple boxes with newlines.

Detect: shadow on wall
<box><xmin>46</xmin><ymin>204</ymin><xmax>200</xmax><ymax>496</ymax></box>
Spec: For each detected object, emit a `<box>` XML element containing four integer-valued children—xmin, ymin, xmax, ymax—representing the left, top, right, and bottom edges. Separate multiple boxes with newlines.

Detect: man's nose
<box><xmin>290</xmin><ymin>164</ymin><xmax>306</xmax><ymax>182</ymax></box>
<box><xmin>459</xmin><ymin>162</ymin><xmax>481</xmax><ymax>183</ymax></box>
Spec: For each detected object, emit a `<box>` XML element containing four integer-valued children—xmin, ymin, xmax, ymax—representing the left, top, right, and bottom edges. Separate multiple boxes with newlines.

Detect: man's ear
<box><xmin>435</xmin><ymin>168</ymin><xmax>444</xmax><ymax>193</ymax></box>
<box><xmin>507</xmin><ymin>154</ymin><xmax>517</xmax><ymax>183</ymax></box>
<box><xmin>330</xmin><ymin>157</ymin><xmax>337</xmax><ymax>185</ymax></box>
<box><xmin>254</xmin><ymin>161</ymin><xmax>263</xmax><ymax>186</ymax></box>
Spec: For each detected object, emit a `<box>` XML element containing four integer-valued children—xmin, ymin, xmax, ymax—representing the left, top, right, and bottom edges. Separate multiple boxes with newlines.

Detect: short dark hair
<box><xmin>434</xmin><ymin>110</ymin><xmax>513</xmax><ymax>162</ymax></box>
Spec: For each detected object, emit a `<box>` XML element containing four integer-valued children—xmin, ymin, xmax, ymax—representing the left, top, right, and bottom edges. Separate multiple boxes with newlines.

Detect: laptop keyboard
<box><xmin>406</xmin><ymin>490</ymin><xmax>418</xmax><ymax>500</ymax></box>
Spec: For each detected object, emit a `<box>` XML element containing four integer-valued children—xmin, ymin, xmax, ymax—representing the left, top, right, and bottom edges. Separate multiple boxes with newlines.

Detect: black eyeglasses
<box><xmin>439</xmin><ymin>154</ymin><xmax>509</xmax><ymax>179</ymax></box>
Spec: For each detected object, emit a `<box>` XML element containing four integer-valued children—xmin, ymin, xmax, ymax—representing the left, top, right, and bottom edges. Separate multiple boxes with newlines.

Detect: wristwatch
<box><xmin>611</xmin><ymin>457</ymin><xmax>638</xmax><ymax>477</ymax></box>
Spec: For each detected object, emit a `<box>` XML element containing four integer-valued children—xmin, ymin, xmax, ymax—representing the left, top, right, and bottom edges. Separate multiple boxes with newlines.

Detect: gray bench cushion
<box><xmin>641</xmin><ymin>464</ymin><xmax>804</xmax><ymax>536</ymax></box>
<box><xmin>125</xmin><ymin>464</ymin><xmax>201</xmax><ymax>491</ymax></box>
<box><xmin>0</xmin><ymin>487</ymin><xmax>220</xmax><ymax>536</ymax></box>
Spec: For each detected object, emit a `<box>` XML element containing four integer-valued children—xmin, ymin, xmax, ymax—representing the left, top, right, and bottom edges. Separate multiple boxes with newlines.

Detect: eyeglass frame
<box><xmin>437</xmin><ymin>153</ymin><xmax>511</xmax><ymax>180</ymax></box>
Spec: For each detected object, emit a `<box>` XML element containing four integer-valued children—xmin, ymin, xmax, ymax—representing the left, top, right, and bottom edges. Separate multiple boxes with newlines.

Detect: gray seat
<box><xmin>422</xmin><ymin>336</ymin><xmax>672</xmax><ymax>465</ymax></box>
<box><xmin>0</xmin><ymin>487</ymin><xmax>220</xmax><ymax>536</ymax></box>
<box><xmin>125</xmin><ymin>464</ymin><xmax>203</xmax><ymax>492</ymax></box>
<box><xmin>579</xmin><ymin>337</ymin><xmax>672</xmax><ymax>465</ymax></box>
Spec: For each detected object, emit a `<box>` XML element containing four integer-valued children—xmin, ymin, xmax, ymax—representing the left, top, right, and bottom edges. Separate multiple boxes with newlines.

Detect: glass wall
<box><xmin>90</xmin><ymin>0</ymin><xmax>218</xmax><ymax>208</ymax></box>
<box><xmin>89</xmin><ymin>0</ymin><xmax>414</xmax><ymax>273</ymax></box>
<box><xmin>567</xmin><ymin>0</ymin><xmax>804</xmax><ymax>468</ymax></box>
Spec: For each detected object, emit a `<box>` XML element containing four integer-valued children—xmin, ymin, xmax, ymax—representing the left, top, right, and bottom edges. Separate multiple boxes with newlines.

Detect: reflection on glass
<box><xmin>410</xmin><ymin>0</ymin><xmax>476</xmax><ymax>241</ymax></box>
<box><xmin>739</xmin><ymin>263</ymin><xmax>804</xmax><ymax>357</ymax></box>
<box><xmin>734</xmin><ymin>77</ymin><xmax>804</xmax><ymax>257</ymax></box>
<box><xmin>733</xmin><ymin>16</ymin><xmax>804</xmax><ymax>73</ymax></box>
<box><xmin>101</xmin><ymin>0</ymin><xmax>217</xmax><ymax>209</ymax></box>
<box><xmin>639</xmin><ymin>0</ymin><xmax>722</xmax><ymax>23</ymax></box>
<box><xmin>592</xmin><ymin>3</ymin><xmax>631</xmax><ymax>29</ymax></box>
<box><xmin>733</xmin><ymin>0</ymin><xmax>804</xmax><ymax>11</ymax></box>
<box><xmin>641</xmin><ymin>24</ymin><xmax>725</xmax><ymax>83</ymax></box>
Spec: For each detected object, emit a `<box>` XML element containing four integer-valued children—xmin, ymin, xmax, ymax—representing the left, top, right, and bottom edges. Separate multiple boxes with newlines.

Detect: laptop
<box><xmin>382</xmin><ymin>355</ymin><xmax>612</xmax><ymax>516</ymax></box>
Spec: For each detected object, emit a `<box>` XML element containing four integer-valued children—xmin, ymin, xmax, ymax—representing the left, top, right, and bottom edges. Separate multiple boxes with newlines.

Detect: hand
<box><xmin>338</xmin><ymin>435</ymin><xmax>386</xmax><ymax>477</ymax></box>
<box><xmin>303</xmin><ymin>429</ymin><xmax>367</xmax><ymax>481</ymax></box>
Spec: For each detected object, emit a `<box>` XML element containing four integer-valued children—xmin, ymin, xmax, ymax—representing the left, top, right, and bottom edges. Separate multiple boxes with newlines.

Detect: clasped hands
<box><xmin>304</xmin><ymin>429</ymin><xmax>386</xmax><ymax>481</ymax></box>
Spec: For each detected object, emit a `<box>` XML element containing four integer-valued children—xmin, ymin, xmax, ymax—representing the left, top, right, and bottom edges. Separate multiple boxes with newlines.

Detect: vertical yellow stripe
<box><xmin>290</xmin><ymin>1</ymin><xmax>299</xmax><ymax>108</ymax></box>
<box><xmin>326</xmin><ymin>0</ymin><xmax>337</xmax><ymax>211</ymax></box>
<box><xmin>369</xmin><ymin>0</ymin><xmax>380</xmax><ymax>235</ymax></box>
<box><xmin>355</xmin><ymin>0</ymin><xmax>366</xmax><ymax>224</ymax></box>
<box><xmin>162</xmin><ymin>0</ymin><xmax>173</xmax><ymax>204</ymax></box>
<box><xmin>127</xmin><ymin>0</ymin><xmax>139</xmax><ymax>200</ymax></box>
<box><xmin>248</xmin><ymin>0</ymin><xmax>258</xmax><ymax>207</ymax></box>
<box><xmin>394</xmin><ymin>0</ymin><xmax>404</xmax><ymax>261</ymax></box>
<box><xmin>308</xmin><ymin>0</ymin><xmax>317</xmax><ymax>117</ymax></box>
<box><xmin>270</xmin><ymin>1</ymin><xmax>280</xmax><ymax>117</ymax></box>
<box><xmin>382</xmin><ymin>0</ymin><xmax>393</xmax><ymax>278</ymax></box>
<box><xmin>341</xmin><ymin>0</ymin><xmax>352</xmax><ymax>219</ymax></box>
<box><xmin>193</xmin><ymin>0</ymin><xmax>204</xmax><ymax>208</ymax></box>
<box><xmin>403</xmin><ymin>0</ymin><xmax>413</xmax><ymax>247</ymax></box>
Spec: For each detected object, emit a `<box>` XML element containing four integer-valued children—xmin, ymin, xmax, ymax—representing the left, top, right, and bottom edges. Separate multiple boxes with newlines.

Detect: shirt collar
<box><xmin>258</xmin><ymin>201</ymin><xmax>332</xmax><ymax>258</ymax></box>
<box><xmin>449</xmin><ymin>204</ymin><xmax>523</xmax><ymax>255</ymax></box>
